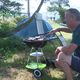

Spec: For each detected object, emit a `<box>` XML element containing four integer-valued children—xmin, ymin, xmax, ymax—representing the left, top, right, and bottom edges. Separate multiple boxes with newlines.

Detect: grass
<box><xmin>0</xmin><ymin>51</ymin><xmax>64</xmax><ymax>80</ymax></box>
<box><xmin>0</xmin><ymin>21</ymin><xmax>72</xmax><ymax>80</ymax></box>
<box><xmin>49</xmin><ymin>20</ymin><xmax>72</xmax><ymax>44</ymax></box>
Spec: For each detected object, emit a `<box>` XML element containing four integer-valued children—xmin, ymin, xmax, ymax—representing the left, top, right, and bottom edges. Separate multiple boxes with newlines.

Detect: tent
<box><xmin>15</xmin><ymin>13</ymin><xmax>53</xmax><ymax>39</ymax></box>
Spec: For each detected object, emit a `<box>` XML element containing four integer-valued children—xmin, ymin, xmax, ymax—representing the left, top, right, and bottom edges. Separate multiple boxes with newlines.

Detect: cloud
<box><xmin>20</xmin><ymin>0</ymin><xmax>49</xmax><ymax>18</ymax></box>
<box><xmin>69</xmin><ymin>0</ymin><xmax>80</xmax><ymax>11</ymax></box>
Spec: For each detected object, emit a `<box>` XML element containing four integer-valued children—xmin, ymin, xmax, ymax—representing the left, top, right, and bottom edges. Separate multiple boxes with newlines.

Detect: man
<box><xmin>49</xmin><ymin>8</ymin><xmax>80</xmax><ymax>80</ymax></box>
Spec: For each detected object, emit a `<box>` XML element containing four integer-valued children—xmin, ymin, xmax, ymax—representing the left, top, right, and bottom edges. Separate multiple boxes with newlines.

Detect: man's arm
<box><xmin>56</xmin><ymin>43</ymin><xmax>78</xmax><ymax>55</ymax></box>
<box><xmin>48</xmin><ymin>27</ymin><xmax>72</xmax><ymax>35</ymax></box>
<box><xmin>53</xmin><ymin>28</ymin><xmax>72</xmax><ymax>33</ymax></box>
<box><xmin>56</xmin><ymin>28</ymin><xmax>72</xmax><ymax>33</ymax></box>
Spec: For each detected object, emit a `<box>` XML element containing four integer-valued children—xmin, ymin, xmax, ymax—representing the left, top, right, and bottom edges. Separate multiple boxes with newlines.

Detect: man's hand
<box><xmin>55</xmin><ymin>43</ymin><xmax>77</xmax><ymax>56</ymax></box>
<box><xmin>55</xmin><ymin>46</ymin><xmax>63</xmax><ymax>55</ymax></box>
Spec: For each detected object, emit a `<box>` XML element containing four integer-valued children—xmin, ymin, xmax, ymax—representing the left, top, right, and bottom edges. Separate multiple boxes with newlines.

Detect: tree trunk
<box><xmin>13</xmin><ymin>0</ymin><xmax>44</xmax><ymax>33</ymax></box>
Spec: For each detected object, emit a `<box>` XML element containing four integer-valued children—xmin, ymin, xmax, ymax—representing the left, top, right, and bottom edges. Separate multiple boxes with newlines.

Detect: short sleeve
<box><xmin>71</xmin><ymin>32</ymin><xmax>80</xmax><ymax>46</ymax></box>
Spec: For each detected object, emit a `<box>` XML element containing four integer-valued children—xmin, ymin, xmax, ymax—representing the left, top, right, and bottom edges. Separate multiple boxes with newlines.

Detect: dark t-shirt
<box><xmin>71</xmin><ymin>24</ymin><xmax>80</xmax><ymax>58</ymax></box>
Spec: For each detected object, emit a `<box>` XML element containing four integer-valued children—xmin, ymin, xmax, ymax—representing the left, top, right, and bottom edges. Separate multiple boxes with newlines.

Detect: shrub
<box><xmin>0</xmin><ymin>20</ymin><xmax>16</xmax><ymax>37</ymax></box>
<box><xmin>0</xmin><ymin>36</ymin><xmax>26</xmax><ymax>56</ymax></box>
<box><xmin>14</xmin><ymin>16</ymin><xmax>27</xmax><ymax>24</ymax></box>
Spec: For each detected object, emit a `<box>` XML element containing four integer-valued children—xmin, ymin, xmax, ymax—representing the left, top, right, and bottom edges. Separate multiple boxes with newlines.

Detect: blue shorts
<box><xmin>71</xmin><ymin>55</ymin><xmax>80</xmax><ymax>73</ymax></box>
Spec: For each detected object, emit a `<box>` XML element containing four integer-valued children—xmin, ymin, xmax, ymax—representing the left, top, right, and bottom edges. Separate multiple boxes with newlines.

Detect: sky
<box><xmin>10</xmin><ymin>0</ymin><xmax>80</xmax><ymax>12</ymax></box>
<box><xmin>10</xmin><ymin>0</ymin><xmax>80</xmax><ymax>19</ymax></box>
<box><xmin>69</xmin><ymin>0</ymin><xmax>80</xmax><ymax>11</ymax></box>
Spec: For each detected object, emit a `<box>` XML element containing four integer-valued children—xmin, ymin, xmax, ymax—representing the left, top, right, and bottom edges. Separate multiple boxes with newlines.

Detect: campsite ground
<box><xmin>0</xmin><ymin>21</ymin><xmax>72</xmax><ymax>80</ymax></box>
<box><xmin>0</xmin><ymin>52</ymin><xmax>65</xmax><ymax>80</ymax></box>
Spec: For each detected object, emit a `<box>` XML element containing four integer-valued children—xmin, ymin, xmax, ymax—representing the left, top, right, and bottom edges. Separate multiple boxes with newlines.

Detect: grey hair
<box><xmin>66</xmin><ymin>8</ymin><xmax>80</xmax><ymax>21</ymax></box>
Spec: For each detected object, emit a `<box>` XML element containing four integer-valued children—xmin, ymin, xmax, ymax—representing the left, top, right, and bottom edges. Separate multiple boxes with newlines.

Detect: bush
<box><xmin>14</xmin><ymin>16</ymin><xmax>27</xmax><ymax>24</ymax></box>
<box><xmin>0</xmin><ymin>36</ymin><xmax>26</xmax><ymax>56</ymax></box>
<box><xmin>0</xmin><ymin>16</ymin><xmax>28</xmax><ymax>57</ymax></box>
<box><xmin>0</xmin><ymin>20</ymin><xmax>16</xmax><ymax>37</ymax></box>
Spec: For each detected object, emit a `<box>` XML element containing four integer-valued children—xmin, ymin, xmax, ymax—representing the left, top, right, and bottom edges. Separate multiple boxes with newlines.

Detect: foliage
<box><xmin>0</xmin><ymin>19</ymin><xmax>72</xmax><ymax>80</ymax></box>
<box><xmin>0</xmin><ymin>36</ymin><xmax>26</xmax><ymax>56</ymax></box>
<box><xmin>0</xmin><ymin>20</ymin><xmax>16</xmax><ymax>37</ymax></box>
<box><xmin>0</xmin><ymin>0</ymin><xmax>23</xmax><ymax>19</ymax></box>
<box><xmin>47</xmin><ymin>0</ymin><xmax>70</xmax><ymax>23</ymax></box>
<box><xmin>14</xmin><ymin>16</ymin><xmax>27</xmax><ymax>24</ymax></box>
<box><xmin>0</xmin><ymin>15</ymin><xmax>27</xmax><ymax>38</ymax></box>
<box><xmin>57</xmin><ymin>8</ymin><xmax>66</xmax><ymax>23</ymax></box>
<box><xmin>0</xmin><ymin>16</ymin><xmax>28</xmax><ymax>58</ymax></box>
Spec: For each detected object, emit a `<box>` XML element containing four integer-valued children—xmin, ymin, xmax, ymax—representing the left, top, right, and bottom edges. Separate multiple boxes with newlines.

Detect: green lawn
<box><xmin>49</xmin><ymin>20</ymin><xmax>72</xmax><ymax>44</ymax></box>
